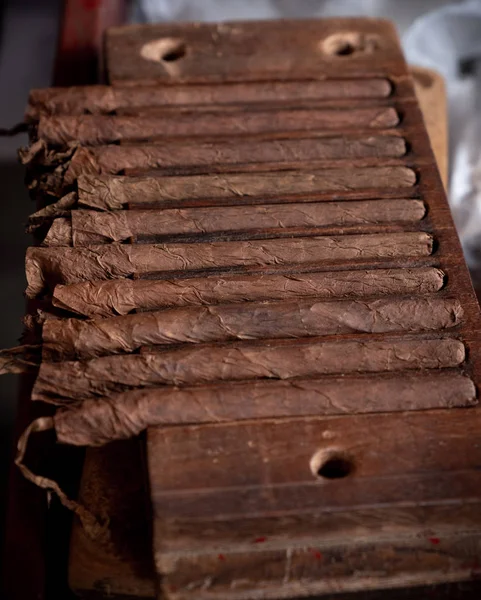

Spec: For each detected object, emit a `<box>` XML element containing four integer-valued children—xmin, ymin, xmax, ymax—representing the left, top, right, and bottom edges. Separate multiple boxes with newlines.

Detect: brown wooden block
<box><xmin>68</xmin><ymin>439</ymin><xmax>155</xmax><ymax>599</ymax></box>
<box><xmin>149</xmin><ymin>410</ymin><xmax>481</xmax><ymax>599</ymax></box>
<box><xmin>105</xmin><ymin>19</ymin><xmax>406</xmax><ymax>84</ymax></box>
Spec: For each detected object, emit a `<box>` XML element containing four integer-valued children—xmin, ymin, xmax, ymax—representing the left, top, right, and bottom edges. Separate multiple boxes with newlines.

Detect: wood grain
<box><xmin>105</xmin><ymin>19</ymin><xmax>405</xmax><ymax>84</ymax></box>
<box><xmin>149</xmin><ymin>410</ymin><xmax>481</xmax><ymax>597</ymax></box>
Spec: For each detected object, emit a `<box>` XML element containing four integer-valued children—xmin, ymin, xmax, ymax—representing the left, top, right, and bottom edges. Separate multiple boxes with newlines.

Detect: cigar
<box><xmin>40</xmin><ymin>297</ymin><xmax>463</xmax><ymax>361</ymax></box>
<box><xmin>24</xmin><ymin>135</ymin><xmax>407</xmax><ymax>197</ymax></box>
<box><xmin>26</xmin><ymin>79</ymin><xmax>392</xmax><ymax>120</ymax></box>
<box><xmin>42</xmin><ymin>199</ymin><xmax>426</xmax><ymax>246</ymax></box>
<box><xmin>52</xmin><ymin>371</ymin><xmax>476</xmax><ymax>446</ymax></box>
<box><xmin>27</xmin><ymin>166</ymin><xmax>417</xmax><ymax>227</ymax></box>
<box><xmin>76</xmin><ymin>167</ymin><xmax>417</xmax><ymax>211</ymax></box>
<box><xmin>25</xmin><ymin>232</ymin><xmax>434</xmax><ymax>297</ymax></box>
<box><xmin>68</xmin><ymin>136</ymin><xmax>407</xmax><ymax>183</ymax></box>
<box><xmin>35</xmin><ymin>107</ymin><xmax>399</xmax><ymax>146</ymax></box>
<box><xmin>31</xmin><ymin>337</ymin><xmax>466</xmax><ymax>403</ymax></box>
<box><xmin>52</xmin><ymin>267</ymin><xmax>445</xmax><ymax>318</ymax></box>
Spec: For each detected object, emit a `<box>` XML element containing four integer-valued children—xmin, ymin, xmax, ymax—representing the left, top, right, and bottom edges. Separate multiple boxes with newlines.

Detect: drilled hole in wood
<box><xmin>310</xmin><ymin>449</ymin><xmax>355</xmax><ymax>480</ymax></box>
<box><xmin>140</xmin><ymin>38</ymin><xmax>187</xmax><ymax>64</ymax></box>
<box><xmin>321</xmin><ymin>33</ymin><xmax>379</xmax><ymax>57</ymax></box>
<box><xmin>162</xmin><ymin>41</ymin><xmax>186</xmax><ymax>62</ymax></box>
<box><xmin>335</xmin><ymin>42</ymin><xmax>355</xmax><ymax>56</ymax></box>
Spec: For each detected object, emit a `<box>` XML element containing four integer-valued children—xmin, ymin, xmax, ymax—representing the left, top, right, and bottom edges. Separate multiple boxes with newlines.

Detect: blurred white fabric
<box><xmin>404</xmin><ymin>0</ymin><xmax>481</xmax><ymax>279</ymax></box>
<box><xmin>136</xmin><ymin>0</ymin><xmax>481</xmax><ymax>279</ymax></box>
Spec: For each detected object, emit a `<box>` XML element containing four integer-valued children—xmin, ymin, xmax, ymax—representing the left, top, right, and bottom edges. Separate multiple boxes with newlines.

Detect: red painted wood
<box><xmin>54</xmin><ymin>0</ymin><xmax>126</xmax><ymax>86</ymax></box>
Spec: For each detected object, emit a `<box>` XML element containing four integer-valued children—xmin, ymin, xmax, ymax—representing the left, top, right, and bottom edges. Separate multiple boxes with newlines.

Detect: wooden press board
<box><xmin>66</xmin><ymin>17</ymin><xmax>479</xmax><ymax>598</ymax></box>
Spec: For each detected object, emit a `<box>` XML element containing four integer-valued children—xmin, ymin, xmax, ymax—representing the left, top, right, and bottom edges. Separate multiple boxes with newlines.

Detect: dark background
<box><xmin>0</xmin><ymin>0</ymin><xmax>62</xmax><ymax>542</ymax></box>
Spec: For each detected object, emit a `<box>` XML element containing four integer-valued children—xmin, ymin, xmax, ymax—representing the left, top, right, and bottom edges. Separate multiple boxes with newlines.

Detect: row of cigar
<box><xmin>6</xmin><ymin>78</ymin><xmax>475</xmax><ymax>529</ymax></box>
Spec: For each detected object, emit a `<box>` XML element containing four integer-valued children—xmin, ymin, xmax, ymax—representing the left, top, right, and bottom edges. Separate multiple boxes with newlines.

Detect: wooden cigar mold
<box><xmin>12</xmin><ymin>17</ymin><xmax>481</xmax><ymax>600</ymax></box>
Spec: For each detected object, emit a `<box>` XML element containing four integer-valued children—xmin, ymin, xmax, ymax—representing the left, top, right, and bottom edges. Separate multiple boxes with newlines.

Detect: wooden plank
<box><xmin>149</xmin><ymin>410</ymin><xmax>481</xmax><ymax>598</ymax></box>
<box><xmin>68</xmin><ymin>439</ymin><xmax>155</xmax><ymax>599</ymax></box>
<box><xmin>105</xmin><ymin>19</ymin><xmax>406</xmax><ymax>84</ymax></box>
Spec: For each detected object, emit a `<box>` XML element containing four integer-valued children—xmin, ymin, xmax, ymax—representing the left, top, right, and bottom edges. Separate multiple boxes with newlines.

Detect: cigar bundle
<box><xmin>8</xmin><ymin>22</ymin><xmax>480</xmax><ymax>590</ymax></box>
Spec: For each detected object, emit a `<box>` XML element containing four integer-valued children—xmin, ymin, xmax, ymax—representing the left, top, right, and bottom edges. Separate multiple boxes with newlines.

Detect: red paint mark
<box><xmin>309</xmin><ymin>548</ymin><xmax>323</xmax><ymax>560</ymax></box>
<box><xmin>218</xmin><ymin>554</ymin><xmax>226</xmax><ymax>561</ymax></box>
<box><xmin>428</xmin><ymin>537</ymin><xmax>440</xmax><ymax>545</ymax></box>
<box><xmin>168</xmin><ymin>585</ymin><xmax>178</xmax><ymax>592</ymax></box>
<box><xmin>253</xmin><ymin>536</ymin><xmax>266</xmax><ymax>544</ymax></box>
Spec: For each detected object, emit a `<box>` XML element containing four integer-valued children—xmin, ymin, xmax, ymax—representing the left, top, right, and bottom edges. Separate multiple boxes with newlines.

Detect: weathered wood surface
<box><xmin>68</xmin><ymin>439</ymin><xmax>155</xmax><ymax>599</ymax></box>
<box><xmin>149</xmin><ymin>410</ymin><xmax>481</xmax><ymax>599</ymax></box>
<box><xmin>105</xmin><ymin>19</ymin><xmax>406</xmax><ymax>84</ymax></box>
<box><xmin>411</xmin><ymin>65</ymin><xmax>448</xmax><ymax>188</ymax></box>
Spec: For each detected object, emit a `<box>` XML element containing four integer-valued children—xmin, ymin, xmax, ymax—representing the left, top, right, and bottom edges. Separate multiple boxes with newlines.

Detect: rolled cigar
<box><xmin>31</xmin><ymin>337</ymin><xmax>466</xmax><ymax>403</ymax></box>
<box><xmin>52</xmin><ymin>267</ymin><xmax>446</xmax><ymax>318</ymax></box>
<box><xmin>38</xmin><ymin>136</ymin><xmax>406</xmax><ymax>192</ymax></box>
<box><xmin>25</xmin><ymin>232</ymin><xmax>434</xmax><ymax>298</ymax></box>
<box><xmin>41</xmin><ymin>297</ymin><xmax>463</xmax><ymax>361</ymax></box>
<box><xmin>77</xmin><ymin>167</ymin><xmax>417</xmax><ymax>211</ymax></box>
<box><xmin>26</xmin><ymin>79</ymin><xmax>392</xmax><ymax>120</ymax></box>
<box><xmin>51</xmin><ymin>372</ymin><xmax>476</xmax><ymax>446</ymax></box>
<box><xmin>28</xmin><ymin>166</ymin><xmax>417</xmax><ymax>226</ymax></box>
<box><xmin>36</xmin><ymin>107</ymin><xmax>400</xmax><ymax>146</ymax></box>
<box><xmin>43</xmin><ymin>199</ymin><xmax>426</xmax><ymax>246</ymax></box>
